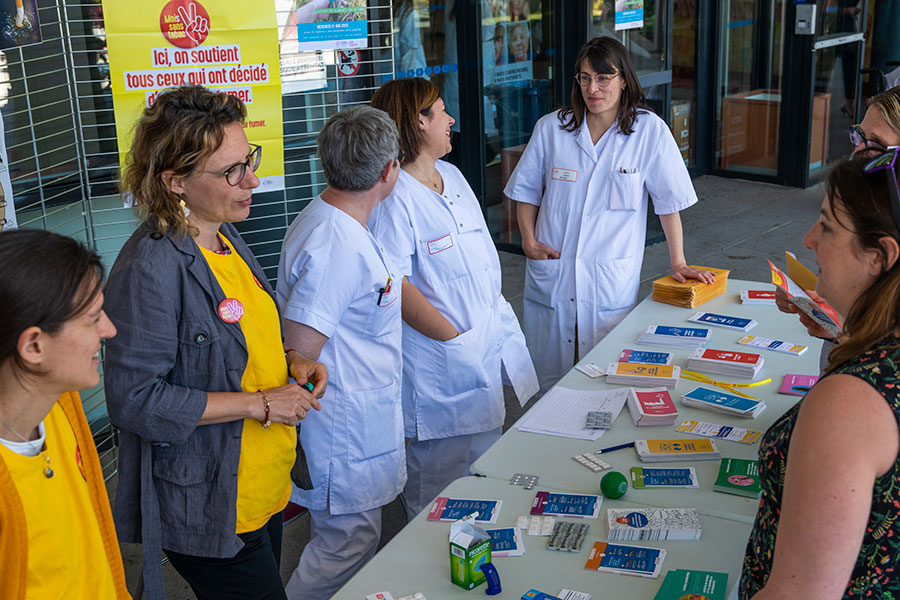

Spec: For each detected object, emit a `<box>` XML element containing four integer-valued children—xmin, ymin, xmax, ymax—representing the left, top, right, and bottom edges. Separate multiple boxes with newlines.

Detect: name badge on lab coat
<box><xmin>427</xmin><ymin>233</ymin><xmax>454</xmax><ymax>255</ymax></box>
<box><xmin>551</xmin><ymin>167</ymin><xmax>578</xmax><ymax>182</ymax></box>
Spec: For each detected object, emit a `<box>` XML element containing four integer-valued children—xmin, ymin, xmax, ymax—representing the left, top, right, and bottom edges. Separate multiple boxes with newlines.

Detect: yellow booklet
<box><xmin>635</xmin><ymin>438</ymin><xmax>721</xmax><ymax>462</ymax></box>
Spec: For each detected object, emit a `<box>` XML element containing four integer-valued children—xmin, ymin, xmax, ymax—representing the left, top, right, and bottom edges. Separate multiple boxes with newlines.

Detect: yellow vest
<box><xmin>0</xmin><ymin>392</ymin><xmax>129</xmax><ymax>599</ymax></box>
<box><xmin>199</xmin><ymin>237</ymin><xmax>294</xmax><ymax>533</ymax></box>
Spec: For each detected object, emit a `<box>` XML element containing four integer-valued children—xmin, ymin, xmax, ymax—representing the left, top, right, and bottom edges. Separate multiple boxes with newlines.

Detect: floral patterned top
<box><xmin>740</xmin><ymin>337</ymin><xmax>900</xmax><ymax>599</ymax></box>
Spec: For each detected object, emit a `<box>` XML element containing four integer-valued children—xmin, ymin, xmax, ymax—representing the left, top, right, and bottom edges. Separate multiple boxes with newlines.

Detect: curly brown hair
<box><xmin>119</xmin><ymin>86</ymin><xmax>247</xmax><ymax>236</ymax></box>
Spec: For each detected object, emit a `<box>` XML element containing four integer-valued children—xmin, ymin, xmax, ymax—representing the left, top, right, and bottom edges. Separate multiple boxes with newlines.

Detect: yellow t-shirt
<box><xmin>0</xmin><ymin>402</ymin><xmax>117</xmax><ymax>599</ymax></box>
<box><xmin>199</xmin><ymin>236</ymin><xmax>295</xmax><ymax>534</ymax></box>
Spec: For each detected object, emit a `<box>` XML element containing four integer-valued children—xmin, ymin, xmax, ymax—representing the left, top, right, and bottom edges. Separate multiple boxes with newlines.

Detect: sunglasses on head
<box><xmin>863</xmin><ymin>148</ymin><xmax>900</xmax><ymax>236</ymax></box>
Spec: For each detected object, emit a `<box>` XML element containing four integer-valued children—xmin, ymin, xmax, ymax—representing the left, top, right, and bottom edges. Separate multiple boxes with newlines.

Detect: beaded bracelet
<box><xmin>258</xmin><ymin>390</ymin><xmax>271</xmax><ymax>429</ymax></box>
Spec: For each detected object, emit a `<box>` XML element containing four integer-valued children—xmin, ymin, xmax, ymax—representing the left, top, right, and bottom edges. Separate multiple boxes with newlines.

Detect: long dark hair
<box><xmin>558</xmin><ymin>36</ymin><xmax>647</xmax><ymax>135</ymax></box>
<box><xmin>0</xmin><ymin>229</ymin><xmax>104</xmax><ymax>376</ymax></box>
<box><xmin>825</xmin><ymin>154</ymin><xmax>900</xmax><ymax>371</ymax></box>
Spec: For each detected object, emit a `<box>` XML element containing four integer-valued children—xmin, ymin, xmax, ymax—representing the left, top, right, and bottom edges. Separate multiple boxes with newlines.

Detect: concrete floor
<box><xmin>115</xmin><ymin>174</ymin><xmax>825</xmax><ymax>598</ymax></box>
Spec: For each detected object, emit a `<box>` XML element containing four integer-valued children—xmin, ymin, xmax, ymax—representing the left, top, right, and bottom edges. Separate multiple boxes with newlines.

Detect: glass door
<box><xmin>672</xmin><ymin>0</ymin><xmax>698</xmax><ymax>169</ymax></box>
<box><xmin>481</xmin><ymin>0</ymin><xmax>555</xmax><ymax>245</ymax></box>
<box><xmin>808</xmin><ymin>2</ymin><xmax>865</xmax><ymax>177</ymax></box>
<box><xmin>715</xmin><ymin>0</ymin><xmax>787</xmax><ymax>177</ymax></box>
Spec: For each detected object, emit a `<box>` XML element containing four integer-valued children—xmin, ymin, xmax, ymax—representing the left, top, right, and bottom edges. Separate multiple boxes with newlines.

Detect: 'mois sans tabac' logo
<box><xmin>160</xmin><ymin>0</ymin><xmax>210</xmax><ymax>49</ymax></box>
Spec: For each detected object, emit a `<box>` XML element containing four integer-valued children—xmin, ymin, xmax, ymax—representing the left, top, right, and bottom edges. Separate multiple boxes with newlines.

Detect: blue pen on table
<box><xmin>595</xmin><ymin>441</ymin><xmax>636</xmax><ymax>454</ymax></box>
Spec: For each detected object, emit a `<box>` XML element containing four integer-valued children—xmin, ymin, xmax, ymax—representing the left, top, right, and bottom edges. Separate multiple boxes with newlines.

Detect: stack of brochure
<box><xmin>636</xmin><ymin>325</ymin><xmax>711</xmax><ymax>349</ymax></box>
<box><xmin>713</xmin><ymin>458</ymin><xmax>762</xmax><ymax>498</ymax></box>
<box><xmin>651</xmin><ymin>266</ymin><xmax>729</xmax><ymax>308</ymax></box>
<box><xmin>606</xmin><ymin>508</ymin><xmax>702</xmax><ymax>542</ymax></box>
<box><xmin>584</xmin><ymin>542</ymin><xmax>667</xmax><ymax>578</ymax></box>
<box><xmin>740</xmin><ymin>289</ymin><xmax>776</xmax><ymax>305</ymax></box>
<box><xmin>654</xmin><ymin>569</ymin><xmax>728</xmax><ymax>600</ymax></box>
<box><xmin>686</xmin><ymin>348</ymin><xmax>764</xmax><ymax>379</ymax></box>
<box><xmin>626</xmin><ymin>387</ymin><xmax>679</xmax><ymax>426</ymax></box>
<box><xmin>607</xmin><ymin>363</ymin><xmax>680</xmax><ymax>389</ymax></box>
<box><xmin>618</xmin><ymin>349</ymin><xmax>673</xmax><ymax>365</ymax></box>
<box><xmin>635</xmin><ymin>439</ymin><xmax>721</xmax><ymax>463</ymax></box>
<box><xmin>687</xmin><ymin>311</ymin><xmax>757</xmax><ymax>332</ymax></box>
<box><xmin>681</xmin><ymin>387</ymin><xmax>766</xmax><ymax>419</ymax></box>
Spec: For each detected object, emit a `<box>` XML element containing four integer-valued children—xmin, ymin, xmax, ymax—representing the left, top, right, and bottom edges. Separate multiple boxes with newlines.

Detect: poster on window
<box><xmin>277</xmin><ymin>0</ymin><xmax>327</xmax><ymax>93</ymax></box>
<box><xmin>615</xmin><ymin>0</ymin><xmax>644</xmax><ymax>31</ymax></box>
<box><xmin>0</xmin><ymin>0</ymin><xmax>41</xmax><ymax>50</ymax></box>
<box><xmin>102</xmin><ymin>0</ymin><xmax>285</xmax><ymax>191</ymax></box>
<box><xmin>294</xmin><ymin>0</ymin><xmax>367</xmax><ymax>52</ymax></box>
<box><xmin>485</xmin><ymin>21</ymin><xmax>532</xmax><ymax>85</ymax></box>
<box><xmin>0</xmin><ymin>110</ymin><xmax>15</xmax><ymax>231</ymax></box>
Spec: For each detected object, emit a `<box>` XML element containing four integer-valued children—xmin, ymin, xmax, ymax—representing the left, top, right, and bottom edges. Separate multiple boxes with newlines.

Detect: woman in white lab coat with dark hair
<box><xmin>369</xmin><ymin>77</ymin><xmax>538</xmax><ymax>519</ymax></box>
<box><xmin>505</xmin><ymin>36</ymin><xmax>714</xmax><ymax>390</ymax></box>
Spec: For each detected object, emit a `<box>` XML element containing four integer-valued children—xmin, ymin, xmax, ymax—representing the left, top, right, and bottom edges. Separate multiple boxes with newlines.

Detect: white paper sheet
<box><xmin>515</xmin><ymin>387</ymin><xmax>628</xmax><ymax>441</ymax></box>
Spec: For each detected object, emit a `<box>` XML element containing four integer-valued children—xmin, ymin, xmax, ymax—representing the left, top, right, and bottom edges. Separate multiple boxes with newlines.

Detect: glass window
<box><xmin>672</xmin><ymin>0</ymin><xmax>697</xmax><ymax>168</ymax></box>
<box><xmin>481</xmin><ymin>0</ymin><xmax>554</xmax><ymax>245</ymax></box>
<box><xmin>817</xmin><ymin>1</ymin><xmax>864</xmax><ymax>38</ymax></box>
<box><xmin>809</xmin><ymin>41</ymin><xmax>862</xmax><ymax>177</ymax></box>
<box><xmin>590</xmin><ymin>0</ymin><xmax>667</xmax><ymax>75</ymax></box>
<box><xmin>715</xmin><ymin>0</ymin><xmax>786</xmax><ymax>176</ymax></box>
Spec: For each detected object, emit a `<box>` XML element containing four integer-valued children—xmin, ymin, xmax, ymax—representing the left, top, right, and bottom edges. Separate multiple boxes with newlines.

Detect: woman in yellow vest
<box><xmin>0</xmin><ymin>229</ymin><xmax>129</xmax><ymax>599</ymax></box>
<box><xmin>104</xmin><ymin>85</ymin><xmax>327</xmax><ymax>600</ymax></box>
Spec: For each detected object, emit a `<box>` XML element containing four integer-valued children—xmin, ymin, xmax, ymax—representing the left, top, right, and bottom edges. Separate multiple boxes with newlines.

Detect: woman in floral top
<box><xmin>740</xmin><ymin>151</ymin><xmax>900</xmax><ymax>599</ymax></box>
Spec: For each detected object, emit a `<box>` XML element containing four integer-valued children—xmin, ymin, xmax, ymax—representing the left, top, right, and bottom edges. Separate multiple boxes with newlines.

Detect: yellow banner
<box><xmin>103</xmin><ymin>0</ymin><xmax>284</xmax><ymax>191</ymax></box>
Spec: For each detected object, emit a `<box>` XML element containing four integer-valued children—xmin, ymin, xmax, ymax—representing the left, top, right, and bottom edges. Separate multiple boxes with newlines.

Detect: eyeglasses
<box><xmin>206</xmin><ymin>144</ymin><xmax>262</xmax><ymax>186</ymax></box>
<box><xmin>575</xmin><ymin>72</ymin><xmax>619</xmax><ymax>88</ymax></box>
<box><xmin>863</xmin><ymin>148</ymin><xmax>900</xmax><ymax>236</ymax></box>
<box><xmin>849</xmin><ymin>125</ymin><xmax>900</xmax><ymax>154</ymax></box>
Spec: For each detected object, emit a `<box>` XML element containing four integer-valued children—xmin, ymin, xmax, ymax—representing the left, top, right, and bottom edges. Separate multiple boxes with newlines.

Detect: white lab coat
<box><xmin>276</xmin><ymin>197</ymin><xmax>405</xmax><ymax>514</ymax></box>
<box><xmin>369</xmin><ymin>162</ymin><xmax>538</xmax><ymax>441</ymax></box>
<box><xmin>504</xmin><ymin>109</ymin><xmax>697</xmax><ymax>389</ymax></box>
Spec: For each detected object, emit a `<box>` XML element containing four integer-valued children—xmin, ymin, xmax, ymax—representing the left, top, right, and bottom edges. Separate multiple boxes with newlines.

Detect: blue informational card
<box><xmin>688</xmin><ymin>312</ymin><xmax>757</xmax><ymax>331</ymax></box>
<box><xmin>619</xmin><ymin>349</ymin><xmax>673</xmax><ymax>365</ymax></box>
<box><xmin>630</xmin><ymin>467</ymin><xmax>699</xmax><ymax>489</ymax></box>
<box><xmin>585</xmin><ymin>542</ymin><xmax>666</xmax><ymax>578</ymax></box>
<box><xmin>682</xmin><ymin>387</ymin><xmax>764</xmax><ymax>414</ymax></box>
<box><xmin>652</xmin><ymin>326</ymin><xmax>710</xmax><ymax>338</ymax></box>
<box><xmin>427</xmin><ymin>497</ymin><xmax>501</xmax><ymax>523</ymax></box>
<box><xmin>531</xmin><ymin>491</ymin><xmax>602</xmax><ymax>518</ymax></box>
<box><xmin>487</xmin><ymin>528</ymin><xmax>517</xmax><ymax>551</ymax></box>
<box><xmin>486</xmin><ymin>527</ymin><xmax>525</xmax><ymax>556</ymax></box>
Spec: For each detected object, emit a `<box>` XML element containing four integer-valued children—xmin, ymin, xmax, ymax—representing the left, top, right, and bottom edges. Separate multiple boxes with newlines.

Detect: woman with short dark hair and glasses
<box><xmin>741</xmin><ymin>149</ymin><xmax>900</xmax><ymax>599</ymax></box>
<box><xmin>103</xmin><ymin>85</ymin><xmax>327</xmax><ymax>600</ymax></box>
<box><xmin>504</xmin><ymin>36</ymin><xmax>713</xmax><ymax>389</ymax></box>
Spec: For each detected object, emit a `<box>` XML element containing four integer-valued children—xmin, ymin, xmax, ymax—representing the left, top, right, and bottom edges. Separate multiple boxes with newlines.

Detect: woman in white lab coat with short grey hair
<box><xmin>505</xmin><ymin>36</ymin><xmax>714</xmax><ymax>390</ymax></box>
<box><xmin>369</xmin><ymin>77</ymin><xmax>538</xmax><ymax>520</ymax></box>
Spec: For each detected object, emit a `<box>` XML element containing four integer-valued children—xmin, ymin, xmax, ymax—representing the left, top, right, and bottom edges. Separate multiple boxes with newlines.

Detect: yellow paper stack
<box><xmin>651</xmin><ymin>266</ymin><xmax>730</xmax><ymax>308</ymax></box>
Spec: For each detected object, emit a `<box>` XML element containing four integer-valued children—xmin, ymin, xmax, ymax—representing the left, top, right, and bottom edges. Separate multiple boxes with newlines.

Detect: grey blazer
<box><xmin>104</xmin><ymin>221</ymin><xmax>275</xmax><ymax>600</ymax></box>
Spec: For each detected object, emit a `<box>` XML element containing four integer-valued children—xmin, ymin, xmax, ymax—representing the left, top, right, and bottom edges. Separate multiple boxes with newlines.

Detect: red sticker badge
<box><xmin>218</xmin><ymin>298</ymin><xmax>244</xmax><ymax>323</ymax></box>
<box><xmin>160</xmin><ymin>0</ymin><xmax>210</xmax><ymax>49</ymax></box>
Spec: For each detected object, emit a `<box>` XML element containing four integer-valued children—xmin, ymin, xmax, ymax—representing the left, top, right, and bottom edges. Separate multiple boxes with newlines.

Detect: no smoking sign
<box><xmin>337</xmin><ymin>49</ymin><xmax>360</xmax><ymax>77</ymax></box>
